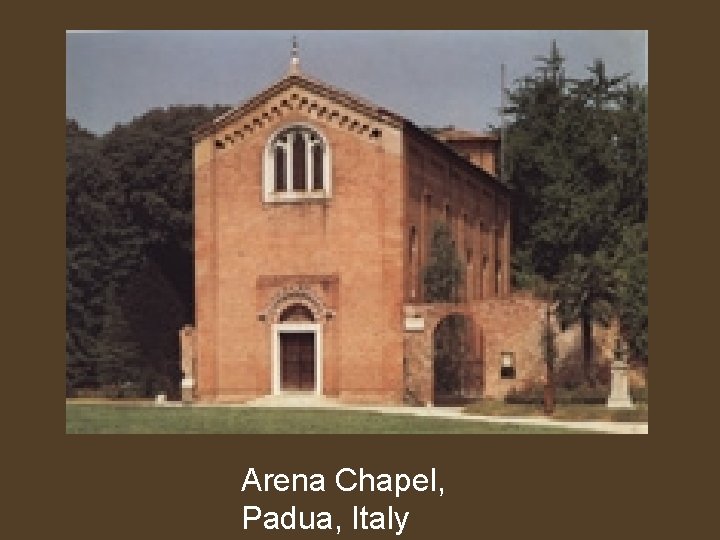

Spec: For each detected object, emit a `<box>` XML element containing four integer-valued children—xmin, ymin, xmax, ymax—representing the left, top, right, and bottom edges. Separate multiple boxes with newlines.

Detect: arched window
<box><xmin>263</xmin><ymin>124</ymin><xmax>331</xmax><ymax>202</ymax></box>
<box><xmin>409</xmin><ymin>226</ymin><xmax>418</xmax><ymax>299</ymax></box>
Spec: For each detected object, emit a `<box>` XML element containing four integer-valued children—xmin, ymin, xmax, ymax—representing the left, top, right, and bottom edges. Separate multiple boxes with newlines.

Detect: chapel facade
<box><xmin>180</xmin><ymin>51</ymin><xmax>557</xmax><ymax>405</ymax></box>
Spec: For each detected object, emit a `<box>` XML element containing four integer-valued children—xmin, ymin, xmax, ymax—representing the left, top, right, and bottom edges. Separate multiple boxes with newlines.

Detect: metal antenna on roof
<box><xmin>500</xmin><ymin>63</ymin><xmax>506</xmax><ymax>184</ymax></box>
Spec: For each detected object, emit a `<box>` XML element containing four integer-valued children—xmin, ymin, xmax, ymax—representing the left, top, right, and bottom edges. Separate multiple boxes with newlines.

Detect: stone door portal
<box><xmin>280</xmin><ymin>332</ymin><xmax>315</xmax><ymax>391</ymax></box>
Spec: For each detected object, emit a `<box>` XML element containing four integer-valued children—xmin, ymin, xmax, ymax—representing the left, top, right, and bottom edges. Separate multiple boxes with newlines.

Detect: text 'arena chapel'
<box><xmin>179</xmin><ymin>44</ymin><xmax>602</xmax><ymax>405</ymax></box>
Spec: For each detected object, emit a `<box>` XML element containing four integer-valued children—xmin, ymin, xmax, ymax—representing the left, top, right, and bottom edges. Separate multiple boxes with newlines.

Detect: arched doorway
<box><xmin>272</xmin><ymin>302</ymin><xmax>323</xmax><ymax>395</ymax></box>
<box><xmin>432</xmin><ymin>313</ymin><xmax>479</xmax><ymax>404</ymax></box>
<box><xmin>278</xmin><ymin>304</ymin><xmax>315</xmax><ymax>391</ymax></box>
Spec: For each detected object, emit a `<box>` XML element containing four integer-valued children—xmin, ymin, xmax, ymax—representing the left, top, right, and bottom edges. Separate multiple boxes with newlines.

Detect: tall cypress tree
<box><xmin>423</xmin><ymin>221</ymin><xmax>463</xmax><ymax>302</ymax></box>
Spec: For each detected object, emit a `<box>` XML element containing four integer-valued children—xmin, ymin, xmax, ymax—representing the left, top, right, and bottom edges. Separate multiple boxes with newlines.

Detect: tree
<box><xmin>505</xmin><ymin>41</ymin><xmax>577</xmax><ymax>281</ymax></box>
<box><xmin>100</xmin><ymin>105</ymin><xmax>229</xmax><ymax>319</ymax></box>
<box><xmin>66</xmin><ymin>105</ymin><xmax>229</xmax><ymax>395</ymax></box>
<box><xmin>422</xmin><ymin>221</ymin><xmax>463</xmax><ymax>302</ymax></box>
<box><xmin>91</xmin><ymin>285</ymin><xmax>144</xmax><ymax>393</ymax></box>
<box><xmin>504</xmin><ymin>43</ymin><xmax>649</xmax><ymax>378</ymax></box>
<box><xmin>422</xmin><ymin>221</ymin><xmax>467</xmax><ymax>400</ymax></box>
<box><xmin>615</xmin><ymin>222</ymin><xmax>648</xmax><ymax>360</ymax></box>
<box><xmin>554</xmin><ymin>251</ymin><xmax>619</xmax><ymax>381</ymax></box>
<box><xmin>66</xmin><ymin>120</ymin><xmax>145</xmax><ymax>392</ymax></box>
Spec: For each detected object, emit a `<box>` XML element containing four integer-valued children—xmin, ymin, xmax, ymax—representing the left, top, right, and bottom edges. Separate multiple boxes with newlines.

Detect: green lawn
<box><xmin>65</xmin><ymin>403</ymin><xmax>579</xmax><ymax>434</ymax></box>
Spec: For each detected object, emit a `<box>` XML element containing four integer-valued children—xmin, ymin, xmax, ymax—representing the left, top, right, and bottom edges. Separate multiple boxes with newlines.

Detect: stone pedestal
<box><xmin>606</xmin><ymin>360</ymin><xmax>635</xmax><ymax>409</ymax></box>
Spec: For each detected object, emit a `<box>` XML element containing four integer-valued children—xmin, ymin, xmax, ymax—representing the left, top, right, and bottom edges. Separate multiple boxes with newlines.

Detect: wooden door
<box><xmin>280</xmin><ymin>332</ymin><xmax>315</xmax><ymax>391</ymax></box>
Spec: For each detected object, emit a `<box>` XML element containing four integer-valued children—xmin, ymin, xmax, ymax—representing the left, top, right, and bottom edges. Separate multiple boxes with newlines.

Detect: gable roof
<box><xmin>192</xmin><ymin>71</ymin><xmax>405</xmax><ymax>141</ymax></box>
<box><xmin>193</xmin><ymin>70</ymin><xmax>511</xmax><ymax>193</ymax></box>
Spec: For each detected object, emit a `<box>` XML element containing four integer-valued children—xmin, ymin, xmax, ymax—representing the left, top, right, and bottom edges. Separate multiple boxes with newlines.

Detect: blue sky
<box><xmin>66</xmin><ymin>30</ymin><xmax>647</xmax><ymax>135</ymax></box>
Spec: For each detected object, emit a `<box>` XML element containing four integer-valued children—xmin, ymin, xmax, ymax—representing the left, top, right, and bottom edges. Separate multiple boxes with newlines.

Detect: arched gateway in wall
<box><xmin>432</xmin><ymin>313</ymin><xmax>480</xmax><ymax>404</ymax></box>
<box><xmin>403</xmin><ymin>305</ymin><xmax>485</xmax><ymax>406</ymax></box>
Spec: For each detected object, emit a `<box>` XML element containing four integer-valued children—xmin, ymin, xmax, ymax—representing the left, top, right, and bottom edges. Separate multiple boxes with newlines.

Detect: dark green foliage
<box><xmin>422</xmin><ymin>221</ymin><xmax>463</xmax><ymax>302</ymax></box>
<box><xmin>91</xmin><ymin>286</ymin><xmax>145</xmax><ymax>389</ymax></box>
<box><xmin>555</xmin><ymin>250</ymin><xmax>619</xmax><ymax>378</ymax></box>
<box><xmin>422</xmin><ymin>223</ymin><xmax>470</xmax><ymax>400</ymax></box>
<box><xmin>66</xmin><ymin>105</ymin><xmax>229</xmax><ymax>395</ymax></box>
<box><xmin>615</xmin><ymin>223</ymin><xmax>648</xmax><ymax>359</ymax></box>
<box><xmin>505</xmin><ymin>42</ymin><xmax>648</xmax><ymax>367</ymax></box>
<box><xmin>120</xmin><ymin>260</ymin><xmax>186</xmax><ymax>396</ymax></box>
<box><xmin>66</xmin><ymin>120</ymin><xmax>145</xmax><ymax>390</ymax></box>
<box><xmin>629</xmin><ymin>385</ymin><xmax>648</xmax><ymax>404</ymax></box>
<box><xmin>101</xmin><ymin>105</ymin><xmax>229</xmax><ymax>313</ymax></box>
<box><xmin>433</xmin><ymin>314</ymin><xmax>467</xmax><ymax>399</ymax></box>
<box><xmin>505</xmin><ymin>383</ymin><xmax>608</xmax><ymax>405</ymax></box>
<box><xmin>506</xmin><ymin>381</ymin><xmax>647</xmax><ymax>407</ymax></box>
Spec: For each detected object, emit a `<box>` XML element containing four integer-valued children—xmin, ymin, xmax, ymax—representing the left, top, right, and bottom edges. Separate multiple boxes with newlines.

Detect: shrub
<box><xmin>505</xmin><ymin>383</ymin><xmax>608</xmax><ymax>405</ymax></box>
<box><xmin>630</xmin><ymin>386</ymin><xmax>648</xmax><ymax>404</ymax></box>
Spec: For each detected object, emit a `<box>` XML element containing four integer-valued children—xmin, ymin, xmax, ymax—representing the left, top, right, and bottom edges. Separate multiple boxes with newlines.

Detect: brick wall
<box><xmin>193</xmin><ymin>84</ymin><xmax>406</xmax><ymax>403</ymax></box>
<box><xmin>403</xmin><ymin>294</ymin><xmax>625</xmax><ymax>403</ymax></box>
<box><xmin>403</xmin><ymin>129</ymin><xmax>511</xmax><ymax>304</ymax></box>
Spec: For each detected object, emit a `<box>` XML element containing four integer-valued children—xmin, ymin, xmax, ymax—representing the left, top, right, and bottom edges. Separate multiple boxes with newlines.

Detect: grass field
<box><xmin>66</xmin><ymin>404</ymin><xmax>580</xmax><ymax>434</ymax></box>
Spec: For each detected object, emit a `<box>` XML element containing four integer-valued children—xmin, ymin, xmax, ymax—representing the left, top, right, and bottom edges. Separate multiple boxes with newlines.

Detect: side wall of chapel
<box><xmin>403</xmin><ymin>129</ymin><xmax>511</xmax><ymax>305</ymax></box>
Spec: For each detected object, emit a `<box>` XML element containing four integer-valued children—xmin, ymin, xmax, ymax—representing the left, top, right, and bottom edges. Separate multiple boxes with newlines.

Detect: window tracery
<box><xmin>263</xmin><ymin>124</ymin><xmax>331</xmax><ymax>202</ymax></box>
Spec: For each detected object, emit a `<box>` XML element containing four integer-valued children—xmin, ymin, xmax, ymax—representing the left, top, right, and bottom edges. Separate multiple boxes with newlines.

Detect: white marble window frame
<box><xmin>262</xmin><ymin>123</ymin><xmax>332</xmax><ymax>203</ymax></box>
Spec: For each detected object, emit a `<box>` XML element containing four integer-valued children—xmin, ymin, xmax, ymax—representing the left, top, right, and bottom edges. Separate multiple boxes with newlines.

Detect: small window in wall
<box><xmin>500</xmin><ymin>352</ymin><xmax>516</xmax><ymax>379</ymax></box>
<box><xmin>409</xmin><ymin>226</ymin><xmax>417</xmax><ymax>263</ymax></box>
<box><xmin>409</xmin><ymin>226</ymin><xmax>418</xmax><ymax>299</ymax></box>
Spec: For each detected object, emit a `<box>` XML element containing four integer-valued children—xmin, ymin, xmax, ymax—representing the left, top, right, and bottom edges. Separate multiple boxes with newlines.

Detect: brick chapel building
<box><xmin>180</xmin><ymin>48</ymin><xmax>562</xmax><ymax>405</ymax></box>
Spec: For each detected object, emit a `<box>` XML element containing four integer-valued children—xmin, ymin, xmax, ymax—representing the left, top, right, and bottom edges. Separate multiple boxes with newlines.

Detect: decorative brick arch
<box><xmin>259</xmin><ymin>284</ymin><xmax>335</xmax><ymax>325</ymax></box>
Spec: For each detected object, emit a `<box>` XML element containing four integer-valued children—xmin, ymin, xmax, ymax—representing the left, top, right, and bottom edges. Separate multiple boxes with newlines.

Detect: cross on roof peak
<box><xmin>289</xmin><ymin>35</ymin><xmax>300</xmax><ymax>74</ymax></box>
